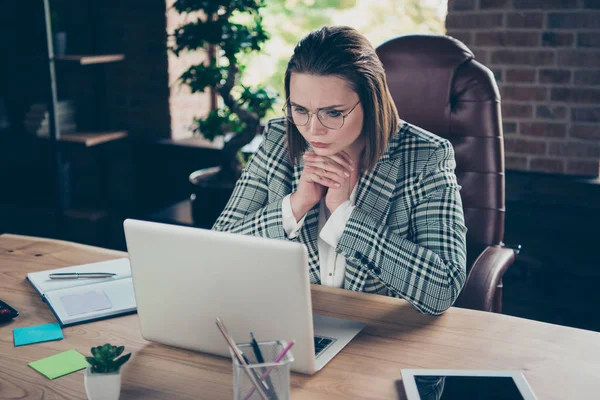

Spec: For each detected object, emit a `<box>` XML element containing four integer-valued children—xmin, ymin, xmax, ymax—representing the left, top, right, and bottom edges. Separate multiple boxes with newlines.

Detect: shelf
<box><xmin>39</xmin><ymin>131</ymin><xmax>128</xmax><ymax>147</ymax></box>
<box><xmin>54</xmin><ymin>54</ymin><xmax>125</xmax><ymax>65</ymax></box>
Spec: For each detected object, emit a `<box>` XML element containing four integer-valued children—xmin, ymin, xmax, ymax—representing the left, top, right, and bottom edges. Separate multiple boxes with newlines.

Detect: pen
<box><xmin>250</xmin><ymin>332</ymin><xmax>277</xmax><ymax>399</ymax></box>
<box><xmin>250</xmin><ymin>332</ymin><xmax>265</xmax><ymax>364</ymax></box>
<box><xmin>242</xmin><ymin>352</ymin><xmax>277</xmax><ymax>400</ymax></box>
<box><xmin>215</xmin><ymin>317</ymin><xmax>270</xmax><ymax>400</ymax></box>
<box><xmin>49</xmin><ymin>272</ymin><xmax>116</xmax><ymax>279</ymax></box>
<box><xmin>243</xmin><ymin>340</ymin><xmax>295</xmax><ymax>400</ymax></box>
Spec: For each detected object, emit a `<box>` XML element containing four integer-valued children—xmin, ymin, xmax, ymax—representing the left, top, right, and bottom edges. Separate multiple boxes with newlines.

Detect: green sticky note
<box><xmin>29</xmin><ymin>349</ymin><xmax>89</xmax><ymax>379</ymax></box>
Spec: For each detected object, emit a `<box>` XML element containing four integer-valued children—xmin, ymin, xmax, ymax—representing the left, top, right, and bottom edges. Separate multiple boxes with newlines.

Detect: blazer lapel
<box><xmin>344</xmin><ymin>159</ymin><xmax>398</xmax><ymax>292</ymax></box>
<box><xmin>354</xmin><ymin>161</ymin><xmax>398</xmax><ymax>222</ymax></box>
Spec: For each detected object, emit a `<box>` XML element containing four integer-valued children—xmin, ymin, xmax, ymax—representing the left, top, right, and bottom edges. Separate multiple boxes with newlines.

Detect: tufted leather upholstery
<box><xmin>376</xmin><ymin>34</ymin><xmax>515</xmax><ymax>313</ymax></box>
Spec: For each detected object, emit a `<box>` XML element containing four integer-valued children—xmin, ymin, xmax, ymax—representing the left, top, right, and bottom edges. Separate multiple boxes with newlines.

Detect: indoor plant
<box><xmin>171</xmin><ymin>0</ymin><xmax>278</xmax><ymax>227</ymax></box>
<box><xmin>84</xmin><ymin>343</ymin><xmax>132</xmax><ymax>400</ymax></box>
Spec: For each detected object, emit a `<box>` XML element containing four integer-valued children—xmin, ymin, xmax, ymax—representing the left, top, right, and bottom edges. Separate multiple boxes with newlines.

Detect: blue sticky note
<box><xmin>13</xmin><ymin>322</ymin><xmax>64</xmax><ymax>347</ymax></box>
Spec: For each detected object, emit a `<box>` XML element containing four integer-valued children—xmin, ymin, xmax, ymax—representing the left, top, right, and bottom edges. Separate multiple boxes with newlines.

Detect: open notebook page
<box><xmin>44</xmin><ymin>278</ymin><xmax>136</xmax><ymax>325</ymax></box>
<box><xmin>27</xmin><ymin>258</ymin><xmax>131</xmax><ymax>295</ymax></box>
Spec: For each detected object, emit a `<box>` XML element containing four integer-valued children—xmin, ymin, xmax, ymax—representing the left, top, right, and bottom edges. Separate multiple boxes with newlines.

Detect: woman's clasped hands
<box><xmin>290</xmin><ymin>150</ymin><xmax>357</xmax><ymax>220</ymax></box>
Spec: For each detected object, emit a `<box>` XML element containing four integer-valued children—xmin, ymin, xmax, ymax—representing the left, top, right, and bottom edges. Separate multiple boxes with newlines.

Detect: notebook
<box><xmin>26</xmin><ymin>258</ymin><xmax>137</xmax><ymax>327</ymax></box>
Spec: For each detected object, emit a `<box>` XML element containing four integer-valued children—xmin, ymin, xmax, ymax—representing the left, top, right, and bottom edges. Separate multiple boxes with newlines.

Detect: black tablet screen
<box><xmin>414</xmin><ymin>375</ymin><xmax>525</xmax><ymax>400</ymax></box>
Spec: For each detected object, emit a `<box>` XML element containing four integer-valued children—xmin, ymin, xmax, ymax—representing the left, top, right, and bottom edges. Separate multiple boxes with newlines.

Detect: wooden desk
<box><xmin>1</xmin><ymin>234</ymin><xmax>599</xmax><ymax>399</ymax></box>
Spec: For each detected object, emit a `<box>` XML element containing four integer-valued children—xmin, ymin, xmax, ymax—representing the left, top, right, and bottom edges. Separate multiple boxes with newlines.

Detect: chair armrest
<box><xmin>456</xmin><ymin>245</ymin><xmax>516</xmax><ymax>312</ymax></box>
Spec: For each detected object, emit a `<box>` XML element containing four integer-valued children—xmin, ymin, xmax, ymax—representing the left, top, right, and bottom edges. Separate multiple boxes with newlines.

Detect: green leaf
<box><xmin>114</xmin><ymin>353</ymin><xmax>132</xmax><ymax>369</ymax></box>
<box><xmin>195</xmin><ymin>108</ymin><xmax>240</xmax><ymax>141</ymax></box>
<box><xmin>239</xmin><ymin>85</ymin><xmax>278</xmax><ymax>119</ymax></box>
<box><xmin>171</xmin><ymin>19</ymin><xmax>225</xmax><ymax>55</ymax></box>
<box><xmin>88</xmin><ymin>343</ymin><xmax>131</xmax><ymax>373</ymax></box>
<box><xmin>85</xmin><ymin>357</ymin><xmax>97</xmax><ymax>366</ymax></box>
<box><xmin>179</xmin><ymin>63</ymin><xmax>225</xmax><ymax>93</ymax></box>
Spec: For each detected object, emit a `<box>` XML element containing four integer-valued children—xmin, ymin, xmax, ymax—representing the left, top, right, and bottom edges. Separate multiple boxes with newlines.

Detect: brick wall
<box><xmin>447</xmin><ymin>0</ymin><xmax>600</xmax><ymax>176</ymax></box>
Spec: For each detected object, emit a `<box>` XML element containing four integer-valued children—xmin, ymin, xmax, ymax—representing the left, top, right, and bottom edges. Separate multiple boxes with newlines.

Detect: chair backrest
<box><xmin>376</xmin><ymin>35</ymin><xmax>505</xmax><ymax>269</ymax></box>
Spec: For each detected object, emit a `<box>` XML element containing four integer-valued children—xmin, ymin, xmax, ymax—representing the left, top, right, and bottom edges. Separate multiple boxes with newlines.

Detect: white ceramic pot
<box><xmin>84</xmin><ymin>366</ymin><xmax>122</xmax><ymax>400</ymax></box>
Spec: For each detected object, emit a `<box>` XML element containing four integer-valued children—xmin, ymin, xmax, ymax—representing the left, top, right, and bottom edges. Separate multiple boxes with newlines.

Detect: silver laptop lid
<box><xmin>124</xmin><ymin>219</ymin><xmax>316</xmax><ymax>373</ymax></box>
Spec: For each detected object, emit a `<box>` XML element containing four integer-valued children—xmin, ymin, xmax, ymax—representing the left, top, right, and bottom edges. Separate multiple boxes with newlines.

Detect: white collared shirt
<box><xmin>281</xmin><ymin>184</ymin><xmax>358</xmax><ymax>288</ymax></box>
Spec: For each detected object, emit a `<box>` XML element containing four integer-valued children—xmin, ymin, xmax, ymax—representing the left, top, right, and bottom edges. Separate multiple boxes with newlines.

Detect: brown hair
<box><xmin>284</xmin><ymin>26</ymin><xmax>399</xmax><ymax>171</ymax></box>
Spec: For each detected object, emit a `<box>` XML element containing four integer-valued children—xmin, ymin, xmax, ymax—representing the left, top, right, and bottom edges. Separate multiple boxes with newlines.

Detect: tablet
<box><xmin>401</xmin><ymin>369</ymin><xmax>537</xmax><ymax>400</ymax></box>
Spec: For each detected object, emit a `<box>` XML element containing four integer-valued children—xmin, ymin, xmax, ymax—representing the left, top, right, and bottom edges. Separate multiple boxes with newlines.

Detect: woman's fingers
<box><xmin>331</xmin><ymin>151</ymin><xmax>354</xmax><ymax>170</ymax></box>
<box><xmin>305</xmin><ymin>160</ymin><xmax>347</xmax><ymax>177</ymax></box>
<box><xmin>312</xmin><ymin>150</ymin><xmax>353</xmax><ymax>171</ymax></box>
<box><xmin>304</xmin><ymin>165</ymin><xmax>341</xmax><ymax>188</ymax></box>
<box><xmin>304</xmin><ymin>156</ymin><xmax>352</xmax><ymax>177</ymax></box>
<box><xmin>304</xmin><ymin>161</ymin><xmax>348</xmax><ymax>183</ymax></box>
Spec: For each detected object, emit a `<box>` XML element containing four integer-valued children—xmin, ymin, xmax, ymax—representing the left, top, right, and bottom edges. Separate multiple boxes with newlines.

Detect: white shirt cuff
<box><xmin>319</xmin><ymin>200</ymin><xmax>355</xmax><ymax>248</ymax></box>
<box><xmin>282</xmin><ymin>194</ymin><xmax>307</xmax><ymax>239</ymax></box>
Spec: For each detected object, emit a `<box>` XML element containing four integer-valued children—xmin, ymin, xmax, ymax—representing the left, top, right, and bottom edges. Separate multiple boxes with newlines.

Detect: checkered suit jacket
<box><xmin>213</xmin><ymin>117</ymin><xmax>467</xmax><ymax>315</ymax></box>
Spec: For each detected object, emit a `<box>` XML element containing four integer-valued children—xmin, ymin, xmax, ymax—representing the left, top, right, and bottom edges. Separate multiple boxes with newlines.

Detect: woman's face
<box><xmin>289</xmin><ymin>73</ymin><xmax>364</xmax><ymax>157</ymax></box>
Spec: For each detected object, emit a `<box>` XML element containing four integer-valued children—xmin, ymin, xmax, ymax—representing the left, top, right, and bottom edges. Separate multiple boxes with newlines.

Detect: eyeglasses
<box><xmin>283</xmin><ymin>100</ymin><xmax>360</xmax><ymax>130</ymax></box>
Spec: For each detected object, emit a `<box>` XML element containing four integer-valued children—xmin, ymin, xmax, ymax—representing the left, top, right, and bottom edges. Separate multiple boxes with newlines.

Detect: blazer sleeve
<box><xmin>337</xmin><ymin>140</ymin><xmax>467</xmax><ymax>315</ymax></box>
<box><xmin>212</xmin><ymin>121</ymin><xmax>291</xmax><ymax>240</ymax></box>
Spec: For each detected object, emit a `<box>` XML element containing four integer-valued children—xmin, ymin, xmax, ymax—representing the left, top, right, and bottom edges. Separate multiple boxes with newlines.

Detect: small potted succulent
<box><xmin>84</xmin><ymin>343</ymin><xmax>131</xmax><ymax>400</ymax></box>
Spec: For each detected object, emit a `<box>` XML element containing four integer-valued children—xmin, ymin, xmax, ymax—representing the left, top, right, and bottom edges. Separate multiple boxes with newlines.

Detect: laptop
<box><xmin>123</xmin><ymin>219</ymin><xmax>365</xmax><ymax>375</ymax></box>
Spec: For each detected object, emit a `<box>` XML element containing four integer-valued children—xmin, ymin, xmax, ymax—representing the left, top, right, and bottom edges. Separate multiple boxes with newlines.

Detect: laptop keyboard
<box><xmin>314</xmin><ymin>335</ymin><xmax>336</xmax><ymax>357</ymax></box>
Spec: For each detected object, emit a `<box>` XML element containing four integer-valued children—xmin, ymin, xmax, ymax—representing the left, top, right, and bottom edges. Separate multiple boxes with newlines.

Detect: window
<box><xmin>167</xmin><ymin>0</ymin><xmax>447</xmax><ymax>139</ymax></box>
<box><xmin>241</xmin><ymin>0</ymin><xmax>447</xmax><ymax>121</ymax></box>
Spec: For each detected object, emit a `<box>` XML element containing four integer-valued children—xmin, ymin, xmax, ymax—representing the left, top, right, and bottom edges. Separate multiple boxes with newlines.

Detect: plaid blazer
<box><xmin>213</xmin><ymin>117</ymin><xmax>467</xmax><ymax>315</ymax></box>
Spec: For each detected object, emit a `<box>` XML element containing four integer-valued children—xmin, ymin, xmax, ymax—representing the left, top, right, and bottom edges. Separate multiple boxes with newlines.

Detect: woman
<box><xmin>213</xmin><ymin>26</ymin><xmax>467</xmax><ymax>315</ymax></box>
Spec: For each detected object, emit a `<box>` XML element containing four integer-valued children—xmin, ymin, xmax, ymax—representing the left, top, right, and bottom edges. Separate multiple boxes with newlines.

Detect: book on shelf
<box><xmin>30</xmin><ymin>122</ymin><xmax>78</xmax><ymax>137</ymax></box>
<box><xmin>24</xmin><ymin>114</ymin><xmax>75</xmax><ymax>127</ymax></box>
<box><xmin>29</xmin><ymin>100</ymin><xmax>75</xmax><ymax>113</ymax></box>
<box><xmin>25</xmin><ymin>108</ymin><xmax>76</xmax><ymax>122</ymax></box>
<box><xmin>24</xmin><ymin>100</ymin><xmax>77</xmax><ymax>136</ymax></box>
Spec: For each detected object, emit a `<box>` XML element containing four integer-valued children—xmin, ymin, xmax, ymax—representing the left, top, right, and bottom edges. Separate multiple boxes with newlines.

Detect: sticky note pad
<box><xmin>29</xmin><ymin>349</ymin><xmax>89</xmax><ymax>379</ymax></box>
<box><xmin>13</xmin><ymin>322</ymin><xmax>64</xmax><ymax>347</ymax></box>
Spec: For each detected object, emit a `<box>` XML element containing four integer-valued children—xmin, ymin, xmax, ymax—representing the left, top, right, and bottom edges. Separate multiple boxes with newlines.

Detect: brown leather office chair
<box><xmin>376</xmin><ymin>34</ymin><xmax>518</xmax><ymax>313</ymax></box>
